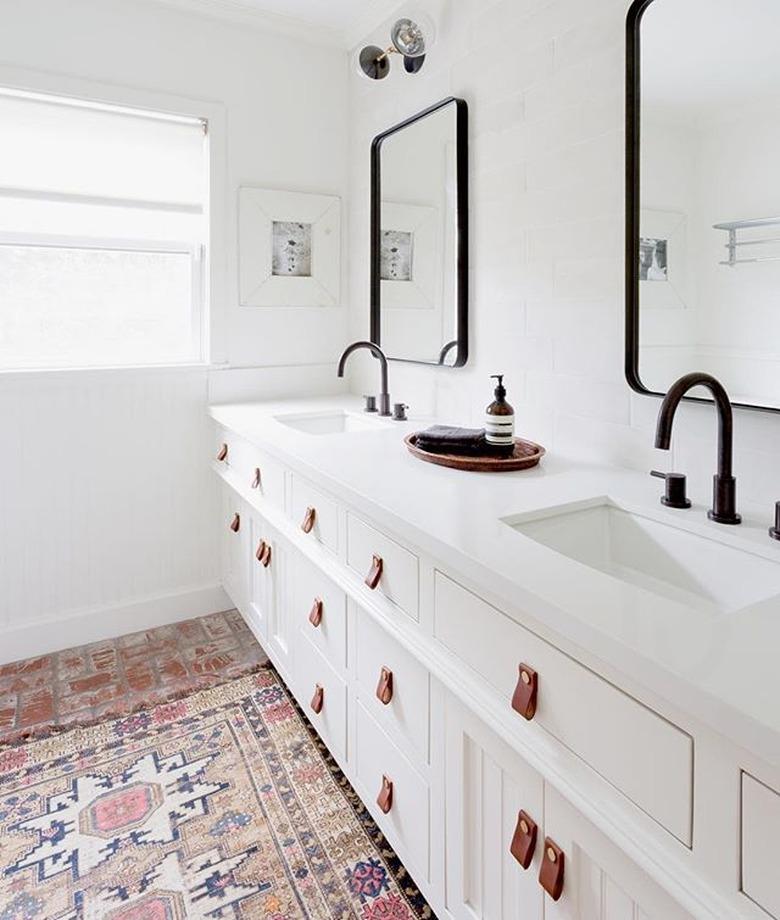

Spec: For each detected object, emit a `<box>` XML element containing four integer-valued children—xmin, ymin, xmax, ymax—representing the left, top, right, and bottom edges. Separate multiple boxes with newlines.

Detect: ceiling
<box><xmin>140</xmin><ymin>0</ymin><xmax>402</xmax><ymax>47</ymax></box>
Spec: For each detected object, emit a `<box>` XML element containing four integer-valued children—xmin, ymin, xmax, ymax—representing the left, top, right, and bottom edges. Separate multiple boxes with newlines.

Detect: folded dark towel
<box><xmin>415</xmin><ymin>425</ymin><xmax>488</xmax><ymax>456</ymax></box>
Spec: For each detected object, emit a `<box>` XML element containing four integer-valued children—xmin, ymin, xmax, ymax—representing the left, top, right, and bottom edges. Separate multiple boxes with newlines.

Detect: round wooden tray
<box><xmin>404</xmin><ymin>433</ymin><xmax>546</xmax><ymax>472</ymax></box>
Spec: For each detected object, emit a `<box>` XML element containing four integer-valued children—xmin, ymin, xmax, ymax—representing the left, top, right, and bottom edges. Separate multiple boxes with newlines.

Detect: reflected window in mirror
<box><xmin>626</xmin><ymin>0</ymin><xmax>780</xmax><ymax>412</ymax></box>
<box><xmin>370</xmin><ymin>97</ymin><xmax>468</xmax><ymax>367</ymax></box>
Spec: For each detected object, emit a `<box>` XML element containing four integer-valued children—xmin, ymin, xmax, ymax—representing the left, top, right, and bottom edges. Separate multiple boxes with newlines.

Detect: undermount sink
<box><xmin>274</xmin><ymin>409</ymin><xmax>391</xmax><ymax>435</ymax></box>
<box><xmin>506</xmin><ymin>498</ymin><xmax>780</xmax><ymax>614</ymax></box>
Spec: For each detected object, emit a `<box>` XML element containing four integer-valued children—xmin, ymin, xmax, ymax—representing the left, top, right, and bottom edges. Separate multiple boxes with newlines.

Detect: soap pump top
<box><xmin>490</xmin><ymin>374</ymin><xmax>508</xmax><ymax>403</ymax></box>
<box><xmin>485</xmin><ymin>374</ymin><xmax>515</xmax><ymax>452</ymax></box>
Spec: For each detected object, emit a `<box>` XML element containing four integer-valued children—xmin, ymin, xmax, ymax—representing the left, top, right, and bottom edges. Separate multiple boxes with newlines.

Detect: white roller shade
<box><xmin>0</xmin><ymin>92</ymin><xmax>205</xmax><ymax>207</ymax></box>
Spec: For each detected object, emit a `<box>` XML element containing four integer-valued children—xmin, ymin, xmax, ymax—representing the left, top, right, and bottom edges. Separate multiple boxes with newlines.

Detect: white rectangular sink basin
<box><xmin>507</xmin><ymin>499</ymin><xmax>780</xmax><ymax>614</ymax></box>
<box><xmin>275</xmin><ymin>410</ymin><xmax>391</xmax><ymax>435</ymax></box>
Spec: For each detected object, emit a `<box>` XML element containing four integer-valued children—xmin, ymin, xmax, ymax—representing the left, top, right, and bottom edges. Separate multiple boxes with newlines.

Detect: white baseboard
<box><xmin>0</xmin><ymin>583</ymin><xmax>231</xmax><ymax>665</ymax></box>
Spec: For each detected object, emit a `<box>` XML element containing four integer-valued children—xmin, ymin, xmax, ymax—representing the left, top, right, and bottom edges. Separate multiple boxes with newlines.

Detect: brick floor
<box><xmin>0</xmin><ymin>610</ymin><xmax>267</xmax><ymax>743</ymax></box>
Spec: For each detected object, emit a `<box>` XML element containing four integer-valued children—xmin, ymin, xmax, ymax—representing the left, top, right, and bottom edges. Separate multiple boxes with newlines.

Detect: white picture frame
<box><xmin>380</xmin><ymin>201</ymin><xmax>440</xmax><ymax>310</ymax></box>
<box><xmin>239</xmin><ymin>187</ymin><xmax>341</xmax><ymax>307</ymax></box>
<box><xmin>639</xmin><ymin>208</ymin><xmax>689</xmax><ymax>310</ymax></box>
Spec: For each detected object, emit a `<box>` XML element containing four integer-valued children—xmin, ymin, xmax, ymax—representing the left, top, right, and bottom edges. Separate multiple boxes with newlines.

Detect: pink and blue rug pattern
<box><xmin>0</xmin><ymin>668</ymin><xmax>433</xmax><ymax>919</ymax></box>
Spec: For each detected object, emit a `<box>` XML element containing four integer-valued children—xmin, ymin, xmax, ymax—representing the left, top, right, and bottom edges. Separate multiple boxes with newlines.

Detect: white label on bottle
<box><xmin>485</xmin><ymin>414</ymin><xmax>514</xmax><ymax>445</ymax></box>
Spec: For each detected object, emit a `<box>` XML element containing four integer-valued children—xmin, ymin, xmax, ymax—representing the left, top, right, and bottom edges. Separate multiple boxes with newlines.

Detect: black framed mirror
<box><xmin>626</xmin><ymin>0</ymin><xmax>780</xmax><ymax>413</ymax></box>
<box><xmin>370</xmin><ymin>96</ymin><xmax>468</xmax><ymax>367</ymax></box>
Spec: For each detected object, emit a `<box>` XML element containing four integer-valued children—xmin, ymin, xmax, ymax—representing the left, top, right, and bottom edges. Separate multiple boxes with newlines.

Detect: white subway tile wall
<box><xmin>347</xmin><ymin>0</ymin><xmax>780</xmax><ymax>512</ymax></box>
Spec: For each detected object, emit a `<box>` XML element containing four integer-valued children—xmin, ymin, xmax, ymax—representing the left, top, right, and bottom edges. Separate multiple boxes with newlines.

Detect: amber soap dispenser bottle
<box><xmin>485</xmin><ymin>374</ymin><xmax>515</xmax><ymax>454</ymax></box>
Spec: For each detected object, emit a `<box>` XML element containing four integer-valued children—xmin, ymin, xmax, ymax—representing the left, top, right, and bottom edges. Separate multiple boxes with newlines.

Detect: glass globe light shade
<box><xmin>390</xmin><ymin>14</ymin><xmax>435</xmax><ymax>58</ymax></box>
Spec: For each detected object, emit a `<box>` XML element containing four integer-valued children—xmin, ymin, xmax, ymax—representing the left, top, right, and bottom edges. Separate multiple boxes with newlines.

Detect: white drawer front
<box><xmin>355</xmin><ymin>607</ymin><xmax>429</xmax><ymax>764</ymax></box>
<box><xmin>355</xmin><ymin>702</ymin><xmax>430</xmax><ymax>881</ymax></box>
<box><xmin>246</xmin><ymin>447</ymin><xmax>286</xmax><ymax>511</ymax></box>
<box><xmin>434</xmin><ymin>572</ymin><xmax>693</xmax><ymax>845</ymax></box>
<box><xmin>296</xmin><ymin>633</ymin><xmax>347</xmax><ymax>762</ymax></box>
<box><xmin>292</xmin><ymin>553</ymin><xmax>347</xmax><ymax>671</ymax></box>
<box><xmin>347</xmin><ymin>514</ymin><xmax>419</xmax><ymax>620</ymax></box>
<box><xmin>742</xmin><ymin>772</ymin><xmax>780</xmax><ymax>918</ymax></box>
<box><xmin>291</xmin><ymin>474</ymin><xmax>340</xmax><ymax>553</ymax></box>
<box><xmin>214</xmin><ymin>427</ymin><xmax>286</xmax><ymax>510</ymax></box>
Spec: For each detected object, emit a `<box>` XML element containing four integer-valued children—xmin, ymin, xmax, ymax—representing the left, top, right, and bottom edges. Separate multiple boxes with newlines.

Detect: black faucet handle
<box><xmin>650</xmin><ymin>470</ymin><xmax>692</xmax><ymax>509</ymax></box>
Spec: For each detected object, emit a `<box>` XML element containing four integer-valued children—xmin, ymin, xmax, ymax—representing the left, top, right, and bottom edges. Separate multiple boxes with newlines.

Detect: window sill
<box><xmin>0</xmin><ymin>361</ymin><xmax>219</xmax><ymax>382</ymax></box>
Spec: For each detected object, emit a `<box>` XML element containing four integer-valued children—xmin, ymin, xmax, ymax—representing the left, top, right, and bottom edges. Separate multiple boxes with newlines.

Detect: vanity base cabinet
<box><xmin>220</xmin><ymin>487</ymin><xmax>249</xmax><ymax>615</ymax></box>
<box><xmin>445</xmin><ymin>698</ymin><xmax>694</xmax><ymax>920</ymax></box>
<box><xmin>445</xmin><ymin>699</ymin><xmax>544</xmax><ymax>920</ymax></box>
<box><xmin>543</xmin><ymin>788</ymin><xmax>693</xmax><ymax>920</ymax></box>
<box><xmin>211</xmin><ymin>412</ymin><xmax>776</xmax><ymax>920</ymax></box>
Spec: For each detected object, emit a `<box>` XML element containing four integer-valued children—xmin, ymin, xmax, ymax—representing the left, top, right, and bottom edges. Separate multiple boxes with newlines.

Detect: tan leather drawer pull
<box><xmin>251</xmin><ymin>467</ymin><xmax>262</xmax><ymax>489</ymax></box>
<box><xmin>229</xmin><ymin>513</ymin><xmax>241</xmax><ymax>533</ymax></box>
<box><xmin>216</xmin><ymin>443</ymin><xmax>228</xmax><ymax>462</ymax></box>
<box><xmin>539</xmin><ymin>838</ymin><xmax>565</xmax><ymax>901</ymax></box>
<box><xmin>376</xmin><ymin>667</ymin><xmax>394</xmax><ymax>705</ymax></box>
<box><xmin>309</xmin><ymin>597</ymin><xmax>324</xmax><ymax>628</ymax></box>
<box><xmin>311</xmin><ymin>684</ymin><xmax>324</xmax><ymax>715</ymax></box>
<box><xmin>377</xmin><ymin>775</ymin><xmax>393</xmax><ymax>814</ymax></box>
<box><xmin>301</xmin><ymin>506</ymin><xmax>316</xmax><ymax>534</ymax></box>
<box><xmin>365</xmin><ymin>554</ymin><xmax>384</xmax><ymax>590</ymax></box>
<box><xmin>510</xmin><ymin>810</ymin><xmax>538</xmax><ymax>870</ymax></box>
<box><xmin>511</xmin><ymin>663</ymin><xmax>538</xmax><ymax>721</ymax></box>
<box><xmin>256</xmin><ymin>540</ymin><xmax>271</xmax><ymax>568</ymax></box>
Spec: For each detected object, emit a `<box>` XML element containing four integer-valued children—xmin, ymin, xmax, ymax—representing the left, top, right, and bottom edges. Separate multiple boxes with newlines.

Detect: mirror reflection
<box><xmin>371</xmin><ymin>97</ymin><xmax>467</xmax><ymax>367</ymax></box>
<box><xmin>634</xmin><ymin>0</ymin><xmax>780</xmax><ymax>409</ymax></box>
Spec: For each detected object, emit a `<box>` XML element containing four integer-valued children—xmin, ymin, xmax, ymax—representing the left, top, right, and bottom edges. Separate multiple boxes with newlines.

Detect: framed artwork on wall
<box><xmin>379</xmin><ymin>201</ymin><xmax>440</xmax><ymax>310</ymax></box>
<box><xmin>638</xmin><ymin>208</ymin><xmax>689</xmax><ymax>310</ymax></box>
<box><xmin>238</xmin><ymin>187</ymin><xmax>341</xmax><ymax>306</ymax></box>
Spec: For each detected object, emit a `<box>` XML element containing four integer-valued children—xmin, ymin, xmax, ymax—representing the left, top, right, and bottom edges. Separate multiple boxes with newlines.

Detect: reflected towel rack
<box><xmin>714</xmin><ymin>217</ymin><xmax>780</xmax><ymax>266</ymax></box>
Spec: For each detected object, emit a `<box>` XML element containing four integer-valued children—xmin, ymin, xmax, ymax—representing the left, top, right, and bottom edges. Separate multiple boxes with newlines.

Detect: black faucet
<box><xmin>654</xmin><ymin>372</ymin><xmax>741</xmax><ymax>525</ymax></box>
<box><xmin>337</xmin><ymin>341</ymin><xmax>391</xmax><ymax>416</ymax></box>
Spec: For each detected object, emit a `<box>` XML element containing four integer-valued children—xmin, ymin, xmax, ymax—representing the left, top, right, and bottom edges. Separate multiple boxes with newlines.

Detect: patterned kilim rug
<box><xmin>0</xmin><ymin>666</ymin><xmax>434</xmax><ymax>919</ymax></box>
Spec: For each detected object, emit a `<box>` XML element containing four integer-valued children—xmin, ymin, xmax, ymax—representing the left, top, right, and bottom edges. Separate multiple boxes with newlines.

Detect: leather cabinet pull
<box><xmin>511</xmin><ymin>663</ymin><xmax>538</xmax><ymax>721</ymax></box>
<box><xmin>377</xmin><ymin>775</ymin><xmax>393</xmax><ymax>814</ymax></box>
<box><xmin>251</xmin><ymin>467</ymin><xmax>262</xmax><ymax>489</ymax></box>
<box><xmin>365</xmin><ymin>554</ymin><xmax>383</xmax><ymax>590</ymax></box>
<box><xmin>311</xmin><ymin>684</ymin><xmax>324</xmax><ymax>715</ymax></box>
<box><xmin>256</xmin><ymin>541</ymin><xmax>271</xmax><ymax>568</ymax></box>
<box><xmin>301</xmin><ymin>506</ymin><xmax>316</xmax><ymax>534</ymax></box>
<box><xmin>309</xmin><ymin>597</ymin><xmax>324</xmax><ymax>628</ymax></box>
<box><xmin>229</xmin><ymin>513</ymin><xmax>241</xmax><ymax>533</ymax></box>
<box><xmin>375</xmin><ymin>666</ymin><xmax>393</xmax><ymax>705</ymax></box>
<box><xmin>539</xmin><ymin>838</ymin><xmax>565</xmax><ymax>901</ymax></box>
<box><xmin>216</xmin><ymin>443</ymin><xmax>228</xmax><ymax>462</ymax></box>
<box><xmin>510</xmin><ymin>810</ymin><xmax>538</xmax><ymax>870</ymax></box>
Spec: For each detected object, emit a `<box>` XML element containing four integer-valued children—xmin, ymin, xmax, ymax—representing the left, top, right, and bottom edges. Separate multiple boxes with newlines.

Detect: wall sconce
<box><xmin>357</xmin><ymin>14</ymin><xmax>436</xmax><ymax>80</ymax></box>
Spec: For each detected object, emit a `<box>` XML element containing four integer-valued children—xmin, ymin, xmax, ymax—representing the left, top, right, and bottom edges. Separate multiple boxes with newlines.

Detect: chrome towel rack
<box><xmin>714</xmin><ymin>217</ymin><xmax>780</xmax><ymax>266</ymax></box>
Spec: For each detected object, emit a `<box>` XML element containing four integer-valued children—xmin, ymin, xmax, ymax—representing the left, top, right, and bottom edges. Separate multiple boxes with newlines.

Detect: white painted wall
<box><xmin>346</xmin><ymin>0</ymin><xmax>780</xmax><ymax>512</ymax></box>
<box><xmin>0</xmin><ymin>0</ymin><xmax>349</xmax><ymax>659</ymax></box>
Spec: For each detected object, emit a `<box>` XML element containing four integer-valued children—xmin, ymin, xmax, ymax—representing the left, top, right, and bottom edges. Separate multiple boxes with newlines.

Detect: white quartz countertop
<box><xmin>210</xmin><ymin>396</ymin><xmax>780</xmax><ymax>765</ymax></box>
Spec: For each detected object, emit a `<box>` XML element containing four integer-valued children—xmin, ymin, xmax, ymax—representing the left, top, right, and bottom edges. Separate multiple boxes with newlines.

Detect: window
<box><xmin>0</xmin><ymin>89</ymin><xmax>208</xmax><ymax>369</ymax></box>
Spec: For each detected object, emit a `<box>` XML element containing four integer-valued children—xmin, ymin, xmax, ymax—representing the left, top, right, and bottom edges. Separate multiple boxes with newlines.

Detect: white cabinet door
<box><xmin>250</xmin><ymin>514</ymin><xmax>291</xmax><ymax>682</ymax></box>
<box><xmin>445</xmin><ymin>698</ymin><xmax>544</xmax><ymax>920</ymax></box>
<box><xmin>221</xmin><ymin>487</ymin><xmax>248</xmax><ymax>614</ymax></box>
<box><xmin>542</xmin><ymin>786</ymin><xmax>692</xmax><ymax>920</ymax></box>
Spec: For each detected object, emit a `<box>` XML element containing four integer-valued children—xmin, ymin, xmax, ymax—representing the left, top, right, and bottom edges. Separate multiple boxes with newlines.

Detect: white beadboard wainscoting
<box><xmin>0</xmin><ymin>368</ymin><xmax>224</xmax><ymax>663</ymax></box>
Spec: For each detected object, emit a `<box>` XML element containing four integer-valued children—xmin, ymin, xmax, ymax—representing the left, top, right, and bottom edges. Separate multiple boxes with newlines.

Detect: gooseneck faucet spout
<box><xmin>337</xmin><ymin>340</ymin><xmax>391</xmax><ymax>416</ymax></box>
<box><xmin>654</xmin><ymin>372</ymin><xmax>740</xmax><ymax>524</ymax></box>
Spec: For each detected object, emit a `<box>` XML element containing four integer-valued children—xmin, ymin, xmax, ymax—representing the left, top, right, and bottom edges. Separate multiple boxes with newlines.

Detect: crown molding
<box><xmin>131</xmin><ymin>0</ymin><xmax>346</xmax><ymax>47</ymax></box>
<box><xmin>342</xmin><ymin>0</ymin><xmax>403</xmax><ymax>50</ymax></box>
<box><xmin>131</xmin><ymin>0</ymin><xmax>405</xmax><ymax>49</ymax></box>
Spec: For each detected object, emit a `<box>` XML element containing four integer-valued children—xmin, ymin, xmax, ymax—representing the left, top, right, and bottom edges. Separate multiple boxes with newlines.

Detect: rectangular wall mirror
<box><xmin>626</xmin><ymin>0</ymin><xmax>780</xmax><ymax>412</ymax></box>
<box><xmin>370</xmin><ymin>96</ymin><xmax>468</xmax><ymax>367</ymax></box>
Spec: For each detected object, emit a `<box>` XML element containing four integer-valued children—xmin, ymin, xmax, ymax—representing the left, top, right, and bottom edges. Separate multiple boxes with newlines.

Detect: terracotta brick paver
<box><xmin>0</xmin><ymin>610</ymin><xmax>267</xmax><ymax>743</ymax></box>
